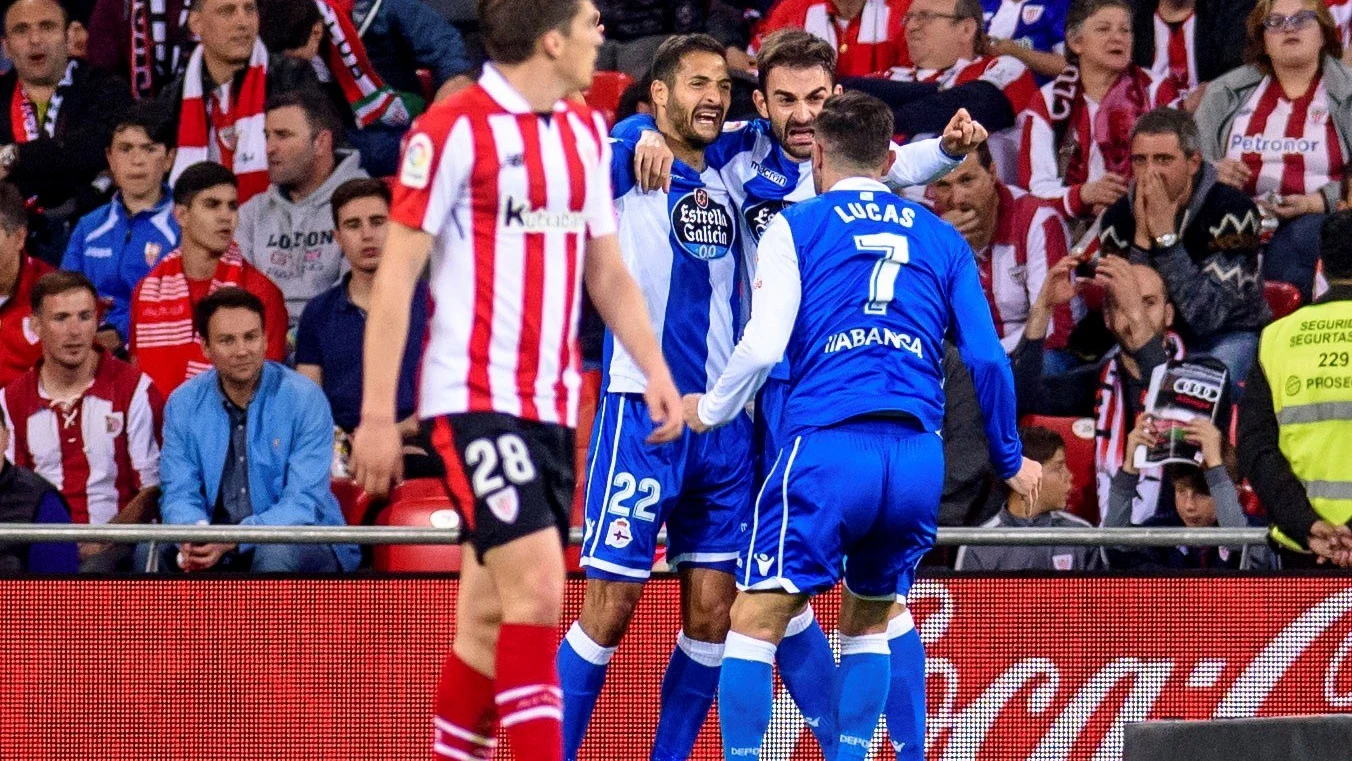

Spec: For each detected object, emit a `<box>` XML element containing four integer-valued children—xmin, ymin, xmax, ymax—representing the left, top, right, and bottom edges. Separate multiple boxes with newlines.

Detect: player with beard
<box><xmin>557</xmin><ymin>34</ymin><xmax>749</xmax><ymax>761</ymax></box>
<box><xmin>612</xmin><ymin>28</ymin><xmax>988</xmax><ymax>758</ymax></box>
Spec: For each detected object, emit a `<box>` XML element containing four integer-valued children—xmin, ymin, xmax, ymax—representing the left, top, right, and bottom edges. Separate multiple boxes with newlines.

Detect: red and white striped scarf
<box><xmin>10</xmin><ymin>59</ymin><xmax>78</xmax><ymax>143</ymax></box>
<box><xmin>1093</xmin><ymin>331</ymin><xmax>1185</xmax><ymax>523</ymax></box>
<box><xmin>133</xmin><ymin>243</ymin><xmax>247</xmax><ymax>395</ymax></box>
<box><xmin>316</xmin><ymin>0</ymin><xmax>411</xmax><ymax>127</ymax></box>
<box><xmin>169</xmin><ymin>39</ymin><xmax>270</xmax><ymax>203</ymax></box>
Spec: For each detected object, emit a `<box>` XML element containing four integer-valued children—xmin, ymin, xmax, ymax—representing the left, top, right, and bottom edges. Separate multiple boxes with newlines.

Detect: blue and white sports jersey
<box><xmin>603</xmin><ymin>136</ymin><xmax>740</xmax><ymax>396</ymax></box>
<box><xmin>698</xmin><ymin>177</ymin><xmax>1024</xmax><ymax>480</ymax></box>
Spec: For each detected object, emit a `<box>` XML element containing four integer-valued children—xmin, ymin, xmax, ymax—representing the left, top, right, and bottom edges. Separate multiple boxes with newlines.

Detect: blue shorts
<box><xmin>740</xmin><ymin>419</ymin><xmax>942</xmax><ymax>599</ymax></box>
<box><xmin>580</xmin><ymin>392</ymin><xmax>753</xmax><ymax>581</ymax></box>
<box><xmin>753</xmin><ymin>377</ymin><xmax>789</xmax><ymax>487</ymax></box>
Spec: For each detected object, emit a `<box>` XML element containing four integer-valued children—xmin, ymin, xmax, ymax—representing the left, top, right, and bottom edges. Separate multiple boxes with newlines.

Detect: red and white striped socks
<box><xmin>434</xmin><ymin>652</ymin><xmax>498</xmax><ymax>760</ymax></box>
<box><xmin>432</xmin><ymin>624</ymin><xmax>563</xmax><ymax>760</ymax></box>
<box><xmin>495</xmin><ymin>624</ymin><xmax>563</xmax><ymax>760</ymax></box>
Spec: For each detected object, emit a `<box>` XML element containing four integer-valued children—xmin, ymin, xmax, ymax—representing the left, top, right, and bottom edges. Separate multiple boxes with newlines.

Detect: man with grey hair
<box><xmin>1097</xmin><ymin>106</ymin><xmax>1270</xmax><ymax>389</ymax></box>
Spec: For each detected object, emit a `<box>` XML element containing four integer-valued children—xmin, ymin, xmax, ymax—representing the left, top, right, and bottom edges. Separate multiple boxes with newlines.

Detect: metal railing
<box><xmin>0</xmin><ymin>524</ymin><xmax>1271</xmax><ymax>546</ymax></box>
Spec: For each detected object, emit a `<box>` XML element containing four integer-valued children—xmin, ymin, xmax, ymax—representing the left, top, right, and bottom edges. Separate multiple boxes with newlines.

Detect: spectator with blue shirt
<box><xmin>152</xmin><ymin>287</ymin><xmax>359</xmax><ymax>573</ymax></box>
<box><xmin>61</xmin><ymin>104</ymin><xmax>178</xmax><ymax>355</ymax></box>
<box><xmin>982</xmin><ymin>0</ymin><xmax>1070</xmax><ymax>78</ymax></box>
<box><xmin>295</xmin><ymin>178</ymin><xmax>432</xmax><ymax>474</ymax></box>
<box><xmin>0</xmin><ymin>412</ymin><xmax>78</xmax><ymax>574</ymax></box>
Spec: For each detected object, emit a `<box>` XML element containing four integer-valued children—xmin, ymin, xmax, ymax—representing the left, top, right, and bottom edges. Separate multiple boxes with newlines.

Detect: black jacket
<box><xmin>157</xmin><ymin>54</ymin><xmax>322</xmax><ymax>135</ymax></box>
<box><xmin>597</xmin><ymin>0</ymin><xmax>705</xmax><ymax>42</ymax></box>
<box><xmin>1099</xmin><ymin>162</ymin><xmax>1271</xmax><ymax>344</ymax></box>
<box><xmin>0</xmin><ymin>61</ymin><xmax>132</xmax><ymax>210</ymax></box>
<box><xmin>0</xmin><ymin>460</ymin><xmax>77</xmax><ymax>574</ymax></box>
<box><xmin>1131</xmin><ymin>0</ymin><xmax>1255</xmax><ymax>85</ymax></box>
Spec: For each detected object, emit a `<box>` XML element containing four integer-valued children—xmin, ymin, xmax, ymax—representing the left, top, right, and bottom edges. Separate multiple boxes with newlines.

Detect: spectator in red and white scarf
<box><xmin>0</xmin><ymin>0</ymin><xmax>132</xmax><ymax>264</ymax></box>
<box><xmin>1018</xmin><ymin>0</ymin><xmax>1181</xmax><ymax>219</ymax></box>
<box><xmin>1011</xmin><ymin>255</ymin><xmax>1182</xmax><ymax>523</ymax></box>
<box><xmin>0</xmin><ymin>182</ymin><xmax>51</xmax><ymax>389</ymax></box>
<box><xmin>156</xmin><ymin>0</ymin><xmax>320</xmax><ymax>205</ymax></box>
<box><xmin>129</xmin><ymin>161</ymin><xmax>288</xmax><ymax>397</ymax></box>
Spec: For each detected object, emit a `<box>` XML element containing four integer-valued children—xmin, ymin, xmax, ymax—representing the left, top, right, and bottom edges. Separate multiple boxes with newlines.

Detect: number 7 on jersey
<box><xmin>859</xmin><ymin>233</ymin><xmax>910</xmax><ymax>315</ymax></box>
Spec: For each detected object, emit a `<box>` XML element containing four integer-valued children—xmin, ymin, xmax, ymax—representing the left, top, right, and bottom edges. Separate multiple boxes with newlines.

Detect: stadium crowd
<box><xmin>1</xmin><ymin>0</ymin><xmax>1351</xmax><ymax>574</ymax></box>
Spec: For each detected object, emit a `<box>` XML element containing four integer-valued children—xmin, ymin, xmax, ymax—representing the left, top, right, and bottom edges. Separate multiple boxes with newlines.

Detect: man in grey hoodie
<box><xmin>236</xmin><ymin>88</ymin><xmax>369</xmax><ymax>341</ymax></box>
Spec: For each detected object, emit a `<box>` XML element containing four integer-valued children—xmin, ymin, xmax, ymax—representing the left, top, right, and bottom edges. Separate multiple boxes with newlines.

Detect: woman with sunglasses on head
<box><xmin>1196</xmin><ymin>0</ymin><xmax>1351</xmax><ymax>302</ymax></box>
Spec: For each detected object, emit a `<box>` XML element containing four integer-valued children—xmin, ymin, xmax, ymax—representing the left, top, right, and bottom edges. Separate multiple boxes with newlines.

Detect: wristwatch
<box><xmin>1152</xmin><ymin>232</ymin><xmax>1179</xmax><ymax>249</ymax></box>
<box><xmin>0</xmin><ymin>144</ymin><xmax>18</xmax><ymax>172</ymax></box>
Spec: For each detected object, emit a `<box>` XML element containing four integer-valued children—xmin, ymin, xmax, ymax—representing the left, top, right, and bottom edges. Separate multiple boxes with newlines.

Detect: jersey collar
<box><xmin>828</xmin><ymin>176</ymin><xmax>890</xmax><ymax>193</ymax></box>
<box><xmin>480</xmin><ymin>63</ymin><xmax>534</xmax><ymax>115</ymax></box>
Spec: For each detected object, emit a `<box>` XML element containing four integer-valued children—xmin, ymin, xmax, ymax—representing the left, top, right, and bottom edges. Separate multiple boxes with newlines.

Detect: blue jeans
<box><xmin>1190</xmin><ymin>330</ymin><xmax>1260</xmax><ymax>399</ymax></box>
<box><xmin>137</xmin><ymin>542</ymin><xmax>344</xmax><ymax>573</ymax></box>
<box><xmin>1265</xmin><ymin>213</ymin><xmax>1324</xmax><ymax>302</ymax></box>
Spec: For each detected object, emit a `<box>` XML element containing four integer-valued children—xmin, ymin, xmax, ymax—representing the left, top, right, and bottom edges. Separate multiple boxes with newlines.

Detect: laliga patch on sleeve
<box><xmin>400</xmin><ymin>133</ymin><xmax>434</xmax><ymax>190</ymax></box>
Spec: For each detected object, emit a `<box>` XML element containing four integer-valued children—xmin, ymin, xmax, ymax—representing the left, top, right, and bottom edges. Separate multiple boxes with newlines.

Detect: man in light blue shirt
<box><xmin>155</xmin><ymin>286</ymin><xmax>358</xmax><ymax>573</ymax></box>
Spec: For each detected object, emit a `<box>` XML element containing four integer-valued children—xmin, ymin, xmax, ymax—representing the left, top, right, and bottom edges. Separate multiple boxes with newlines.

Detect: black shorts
<box><xmin>424</xmin><ymin>412</ymin><xmax>575</xmax><ymax>556</ymax></box>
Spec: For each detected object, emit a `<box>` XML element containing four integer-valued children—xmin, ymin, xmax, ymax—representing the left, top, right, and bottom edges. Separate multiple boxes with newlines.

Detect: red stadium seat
<box><xmin>373</xmin><ymin>479</ymin><xmax>461</xmax><ymax>572</ymax></box>
<box><xmin>331</xmin><ymin>478</ymin><xmax>372</xmax><ymax>526</ymax></box>
<box><xmin>1020</xmin><ymin>415</ymin><xmax>1099</xmax><ymax>524</ymax></box>
<box><xmin>1264</xmin><ymin>280</ymin><xmax>1303</xmax><ymax>320</ymax></box>
<box><xmin>585</xmin><ymin>70</ymin><xmax>633</xmax><ymax>126</ymax></box>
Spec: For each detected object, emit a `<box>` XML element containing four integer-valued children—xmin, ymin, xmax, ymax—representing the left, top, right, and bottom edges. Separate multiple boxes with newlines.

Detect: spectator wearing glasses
<box><xmin>1196</xmin><ymin>0</ymin><xmax>1352</xmax><ymax>303</ymax></box>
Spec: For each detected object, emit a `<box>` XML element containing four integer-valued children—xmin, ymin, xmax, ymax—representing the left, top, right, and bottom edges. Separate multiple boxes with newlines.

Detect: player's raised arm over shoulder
<box><xmin>885</xmin><ymin>109</ymin><xmax>988</xmax><ymax>187</ymax></box>
<box><xmin>694</xmin><ymin>214</ymin><xmax>801</xmax><ymax>430</ymax></box>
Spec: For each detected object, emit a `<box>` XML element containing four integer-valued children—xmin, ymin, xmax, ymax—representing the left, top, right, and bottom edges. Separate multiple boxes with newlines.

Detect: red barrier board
<box><xmin>1</xmin><ymin>575</ymin><xmax>1350</xmax><ymax>760</ymax></box>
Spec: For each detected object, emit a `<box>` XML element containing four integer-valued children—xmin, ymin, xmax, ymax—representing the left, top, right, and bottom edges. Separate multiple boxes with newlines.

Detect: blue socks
<box><xmin>776</xmin><ymin>605</ymin><xmax>838</xmax><ymax>757</ymax></box>
<box><xmin>835</xmin><ymin>632</ymin><xmax>891</xmax><ymax>760</ymax></box>
<box><xmin>885</xmin><ymin>610</ymin><xmax>926</xmax><ymax>761</ymax></box>
<box><xmin>718</xmin><ymin>632</ymin><xmax>778</xmax><ymax>759</ymax></box>
<box><xmin>651</xmin><ymin>631</ymin><xmax>725</xmax><ymax>761</ymax></box>
<box><xmin>557</xmin><ymin>622</ymin><xmax>617</xmax><ymax>761</ymax></box>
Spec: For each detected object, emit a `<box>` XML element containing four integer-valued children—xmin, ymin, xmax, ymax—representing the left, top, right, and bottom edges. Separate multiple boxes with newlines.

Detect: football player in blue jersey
<box><xmin>615</xmin><ymin>29</ymin><xmax>991</xmax><ymax>757</ymax></box>
<box><xmin>683</xmin><ymin>91</ymin><xmax>1042</xmax><ymax>760</ymax></box>
<box><xmin>556</xmin><ymin>34</ymin><xmax>750</xmax><ymax>761</ymax></box>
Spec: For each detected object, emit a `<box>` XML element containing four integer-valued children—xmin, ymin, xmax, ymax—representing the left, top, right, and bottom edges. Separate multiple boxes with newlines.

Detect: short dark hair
<box><xmin>650</xmin><ymin>34</ymin><xmax>726</xmax><ymax>90</ymax></box>
<box><xmin>755</xmin><ymin>28</ymin><xmax>836</xmax><ymax>93</ymax></box>
<box><xmin>1019</xmin><ymin>426</ymin><xmax>1066</xmax><ymax>465</ymax></box>
<box><xmin>1244</xmin><ymin>0</ymin><xmax>1342</xmax><ymax>76</ymax></box>
<box><xmin>1131</xmin><ymin>107</ymin><xmax>1201</xmax><ymax>156</ymax></box>
<box><xmin>0</xmin><ymin>181</ymin><xmax>26</xmax><ymax>233</ymax></box>
<box><xmin>616</xmin><ymin>74</ymin><xmax>653</xmax><ymax>122</ymax></box>
<box><xmin>813</xmin><ymin>91</ymin><xmax>894</xmax><ymax>170</ymax></box>
<box><xmin>194</xmin><ymin>286</ymin><xmax>266</xmax><ymax>341</ymax></box>
<box><xmin>112</xmin><ymin>100</ymin><xmax>176</xmax><ymax>149</ymax></box>
<box><xmin>259</xmin><ymin>0</ymin><xmax>321</xmax><ymax>53</ymax></box>
<box><xmin>173</xmin><ymin>162</ymin><xmax>237</xmax><ymax>206</ymax></box>
<box><xmin>2</xmin><ymin>0</ymin><xmax>68</xmax><ymax>34</ymax></box>
<box><xmin>30</xmin><ymin>270</ymin><xmax>98</xmax><ymax>313</ymax></box>
<box><xmin>1321</xmin><ymin>210</ymin><xmax>1352</xmax><ymax>280</ymax></box>
<box><xmin>477</xmin><ymin>0</ymin><xmax>581</xmax><ymax>65</ymax></box>
<box><xmin>972</xmin><ymin>141</ymin><xmax>994</xmax><ymax>170</ymax></box>
<box><xmin>330</xmin><ymin>177</ymin><xmax>392</xmax><ymax>227</ymax></box>
<box><xmin>265</xmin><ymin>89</ymin><xmax>343</xmax><ymax>143</ymax></box>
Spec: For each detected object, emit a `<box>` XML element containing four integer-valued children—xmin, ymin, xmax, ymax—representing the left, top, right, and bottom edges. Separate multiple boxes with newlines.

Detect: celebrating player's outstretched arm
<box><xmin>584</xmin><ymin>234</ymin><xmax>684</xmax><ymax>445</ymax></box>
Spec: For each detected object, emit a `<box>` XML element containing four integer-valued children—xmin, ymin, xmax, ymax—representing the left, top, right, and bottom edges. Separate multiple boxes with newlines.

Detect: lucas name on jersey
<box><xmin>824</xmin><ymin>326</ymin><xmax>924</xmax><ymax>358</ymax></box>
<box><xmin>832</xmin><ymin>199</ymin><xmax>917</xmax><ymax>227</ymax></box>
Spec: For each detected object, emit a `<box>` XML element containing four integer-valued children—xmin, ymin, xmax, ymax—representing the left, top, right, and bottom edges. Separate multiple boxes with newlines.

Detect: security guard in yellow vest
<box><xmin>1239</xmin><ymin>211</ymin><xmax>1352</xmax><ymax>568</ymax></box>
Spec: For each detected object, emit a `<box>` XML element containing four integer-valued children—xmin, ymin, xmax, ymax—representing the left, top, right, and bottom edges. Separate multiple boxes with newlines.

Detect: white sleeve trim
<box><xmin>697</xmin><ymin>215</ymin><xmax>801</xmax><ymax>427</ymax></box>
